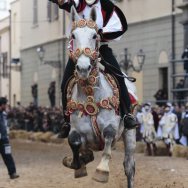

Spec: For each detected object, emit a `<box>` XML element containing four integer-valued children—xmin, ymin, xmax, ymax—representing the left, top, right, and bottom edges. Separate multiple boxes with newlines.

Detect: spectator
<box><xmin>31</xmin><ymin>84</ymin><xmax>38</xmax><ymax>107</ymax></box>
<box><xmin>182</xmin><ymin>46</ymin><xmax>188</xmax><ymax>73</ymax></box>
<box><xmin>151</xmin><ymin>105</ymin><xmax>160</xmax><ymax>132</ymax></box>
<box><xmin>157</xmin><ymin>103</ymin><xmax>179</xmax><ymax>156</ymax></box>
<box><xmin>0</xmin><ymin>97</ymin><xmax>19</xmax><ymax>179</ymax></box>
<box><xmin>175</xmin><ymin>79</ymin><xmax>185</xmax><ymax>107</ymax></box>
<box><xmin>153</xmin><ymin>89</ymin><xmax>167</xmax><ymax>107</ymax></box>
<box><xmin>48</xmin><ymin>81</ymin><xmax>56</xmax><ymax>108</ymax></box>
<box><xmin>180</xmin><ymin>104</ymin><xmax>188</xmax><ymax>149</ymax></box>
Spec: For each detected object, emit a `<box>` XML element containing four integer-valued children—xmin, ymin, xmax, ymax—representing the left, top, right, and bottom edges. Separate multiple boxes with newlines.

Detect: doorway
<box><xmin>159</xmin><ymin>67</ymin><xmax>168</xmax><ymax>99</ymax></box>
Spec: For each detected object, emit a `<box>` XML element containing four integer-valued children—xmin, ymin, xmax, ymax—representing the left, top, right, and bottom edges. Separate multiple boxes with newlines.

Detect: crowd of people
<box><xmin>136</xmin><ymin>102</ymin><xmax>188</xmax><ymax>157</ymax></box>
<box><xmin>4</xmin><ymin>101</ymin><xmax>188</xmax><ymax>143</ymax></box>
<box><xmin>7</xmin><ymin>102</ymin><xmax>63</xmax><ymax>134</ymax></box>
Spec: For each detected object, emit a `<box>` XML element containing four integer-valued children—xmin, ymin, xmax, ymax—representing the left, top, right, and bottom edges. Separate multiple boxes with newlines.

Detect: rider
<box><xmin>49</xmin><ymin>0</ymin><xmax>138</xmax><ymax>138</ymax></box>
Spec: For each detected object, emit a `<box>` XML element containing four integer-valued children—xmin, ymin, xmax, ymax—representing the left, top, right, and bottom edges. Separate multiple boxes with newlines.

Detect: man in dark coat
<box><xmin>31</xmin><ymin>84</ymin><xmax>38</xmax><ymax>107</ymax></box>
<box><xmin>182</xmin><ymin>46</ymin><xmax>188</xmax><ymax>73</ymax></box>
<box><xmin>48</xmin><ymin>81</ymin><xmax>56</xmax><ymax>107</ymax></box>
<box><xmin>0</xmin><ymin>97</ymin><xmax>19</xmax><ymax>179</ymax></box>
<box><xmin>175</xmin><ymin>79</ymin><xmax>185</xmax><ymax>107</ymax></box>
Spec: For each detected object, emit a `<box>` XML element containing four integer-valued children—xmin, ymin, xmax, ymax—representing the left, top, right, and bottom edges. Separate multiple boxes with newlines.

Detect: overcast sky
<box><xmin>0</xmin><ymin>0</ymin><xmax>13</xmax><ymax>19</ymax></box>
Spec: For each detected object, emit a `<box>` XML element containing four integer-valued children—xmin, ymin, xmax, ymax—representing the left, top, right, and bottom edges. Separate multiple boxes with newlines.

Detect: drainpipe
<box><xmin>62</xmin><ymin>11</ymin><xmax>66</xmax><ymax>73</ymax></box>
<box><xmin>171</xmin><ymin>0</ymin><xmax>176</xmax><ymax>99</ymax></box>
<box><xmin>9</xmin><ymin>9</ymin><xmax>12</xmax><ymax>105</ymax></box>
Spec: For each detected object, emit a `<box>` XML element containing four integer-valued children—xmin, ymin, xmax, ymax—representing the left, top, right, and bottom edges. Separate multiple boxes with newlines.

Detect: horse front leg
<box><xmin>123</xmin><ymin>129</ymin><xmax>136</xmax><ymax>188</ymax></box>
<box><xmin>63</xmin><ymin>130</ymin><xmax>82</xmax><ymax>170</ymax></box>
<box><xmin>93</xmin><ymin>125</ymin><xmax>116</xmax><ymax>183</ymax></box>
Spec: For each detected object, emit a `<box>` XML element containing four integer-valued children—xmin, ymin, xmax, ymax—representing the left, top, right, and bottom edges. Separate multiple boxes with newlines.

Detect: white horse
<box><xmin>63</xmin><ymin>6</ymin><xmax>137</xmax><ymax>188</ymax></box>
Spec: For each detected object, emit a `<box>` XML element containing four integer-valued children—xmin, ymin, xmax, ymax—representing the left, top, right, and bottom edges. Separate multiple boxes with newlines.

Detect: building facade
<box><xmin>18</xmin><ymin>0</ymin><xmax>186</xmax><ymax>106</ymax></box>
<box><xmin>0</xmin><ymin>16</ymin><xmax>10</xmax><ymax>99</ymax></box>
<box><xmin>0</xmin><ymin>0</ymin><xmax>22</xmax><ymax>106</ymax></box>
<box><xmin>10</xmin><ymin>0</ymin><xmax>21</xmax><ymax>106</ymax></box>
<box><xmin>110</xmin><ymin>0</ymin><xmax>184</xmax><ymax>103</ymax></box>
<box><xmin>19</xmin><ymin>0</ymin><xmax>69</xmax><ymax>106</ymax></box>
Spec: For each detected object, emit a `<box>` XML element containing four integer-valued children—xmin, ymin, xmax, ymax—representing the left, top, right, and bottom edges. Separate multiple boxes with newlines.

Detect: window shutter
<box><xmin>33</xmin><ymin>0</ymin><xmax>38</xmax><ymax>25</ymax></box>
<box><xmin>2</xmin><ymin>52</ymin><xmax>8</xmax><ymax>78</ymax></box>
<box><xmin>54</xmin><ymin>4</ymin><xmax>59</xmax><ymax>20</ymax></box>
<box><xmin>47</xmin><ymin>1</ymin><xmax>52</xmax><ymax>22</ymax></box>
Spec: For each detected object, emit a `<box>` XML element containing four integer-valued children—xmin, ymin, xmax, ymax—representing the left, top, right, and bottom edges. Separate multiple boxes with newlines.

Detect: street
<box><xmin>0</xmin><ymin>140</ymin><xmax>188</xmax><ymax>188</ymax></box>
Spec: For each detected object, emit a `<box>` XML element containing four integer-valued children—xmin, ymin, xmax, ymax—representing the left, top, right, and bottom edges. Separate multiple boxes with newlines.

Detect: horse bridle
<box><xmin>69</xmin><ymin>19</ymin><xmax>100</xmax><ymax>65</ymax></box>
<box><xmin>69</xmin><ymin>19</ymin><xmax>136</xmax><ymax>83</ymax></box>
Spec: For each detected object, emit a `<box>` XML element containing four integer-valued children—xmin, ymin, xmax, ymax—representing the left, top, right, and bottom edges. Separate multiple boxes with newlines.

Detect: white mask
<box><xmin>85</xmin><ymin>0</ymin><xmax>96</xmax><ymax>5</ymax></box>
<box><xmin>144</xmin><ymin>106</ymin><xmax>150</xmax><ymax>112</ymax></box>
<box><xmin>165</xmin><ymin>107</ymin><xmax>170</xmax><ymax>113</ymax></box>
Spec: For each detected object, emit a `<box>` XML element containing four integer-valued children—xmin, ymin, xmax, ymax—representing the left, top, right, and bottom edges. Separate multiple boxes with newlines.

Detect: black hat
<box><xmin>144</xmin><ymin>102</ymin><xmax>151</xmax><ymax>107</ymax></box>
<box><xmin>0</xmin><ymin>97</ymin><xmax>8</xmax><ymax>105</ymax></box>
<box><xmin>165</xmin><ymin>102</ymin><xmax>172</xmax><ymax>108</ymax></box>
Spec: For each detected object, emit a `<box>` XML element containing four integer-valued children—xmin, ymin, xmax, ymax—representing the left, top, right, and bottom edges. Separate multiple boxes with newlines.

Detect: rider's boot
<box><xmin>58</xmin><ymin>114</ymin><xmax>71</xmax><ymax>138</ymax></box>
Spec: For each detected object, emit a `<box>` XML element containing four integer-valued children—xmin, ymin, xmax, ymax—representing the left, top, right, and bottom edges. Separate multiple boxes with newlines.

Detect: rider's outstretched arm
<box><xmin>98</xmin><ymin>0</ymin><xmax>128</xmax><ymax>42</ymax></box>
<box><xmin>49</xmin><ymin>0</ymin><xmax>85</xmax><ymax>13</ymax></box>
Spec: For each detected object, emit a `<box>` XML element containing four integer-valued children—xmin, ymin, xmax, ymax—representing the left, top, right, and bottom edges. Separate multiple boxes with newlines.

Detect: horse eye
<box><xmin>93</xmin><ymin>34</ymin><xmax>97</xmax><ymax>39</ymax></box>
<box><xmin>72</xmin><ymin>34</ymin><xmax>75</xmax><ymax>39</ymax></box>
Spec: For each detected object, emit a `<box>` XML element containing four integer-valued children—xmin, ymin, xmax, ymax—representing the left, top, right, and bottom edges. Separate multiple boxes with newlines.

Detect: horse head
<box><xmin>70</xmin><ymin>6</ymin><xmax>99</xmax><ymax>80</ymax></box>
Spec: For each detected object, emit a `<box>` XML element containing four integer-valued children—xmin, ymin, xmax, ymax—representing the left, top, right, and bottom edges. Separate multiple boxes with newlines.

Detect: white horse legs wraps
<box><xmin>123</xmin><ymin>129</ymin><xmax>136</xmax><ymax>188</ymax></box>
<box><xmin>93</xmin><ymin>125</ymin><xmax>116</xmax><ymax>183</ymax></box>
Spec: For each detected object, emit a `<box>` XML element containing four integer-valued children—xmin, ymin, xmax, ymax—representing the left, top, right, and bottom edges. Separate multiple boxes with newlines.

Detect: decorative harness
<box><xmin>66</xmin><ymin>19</ymin><xmax>120</xmax><ymax>150</ymax></box>
<box><xmin>69</xmin><ymin>19</ymin><xmax>99</xmax><ymax>63</ymax></box>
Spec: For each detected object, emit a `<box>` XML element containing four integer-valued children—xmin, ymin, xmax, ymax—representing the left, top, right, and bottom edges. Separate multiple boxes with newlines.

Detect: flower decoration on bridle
<box><xmin>69</xmin><ymin>19</ymin><xmax>99</xmax><ymax>64</ymax></box>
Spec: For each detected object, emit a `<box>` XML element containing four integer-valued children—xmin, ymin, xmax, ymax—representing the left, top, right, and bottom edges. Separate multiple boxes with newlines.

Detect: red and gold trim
<box><xmin>69</xmin><ymin>47</ymin><xmax>98</xmax><ymax>62</ymax></box>
<box><xmin>66</xmin><ymin>69</ymin><xmax>120</xmax><ymax>141</ymax></box>
<box><xmin>72</xmin><ymin>19</ymin><xmax>98</xmax><ymax>33</ymax></box>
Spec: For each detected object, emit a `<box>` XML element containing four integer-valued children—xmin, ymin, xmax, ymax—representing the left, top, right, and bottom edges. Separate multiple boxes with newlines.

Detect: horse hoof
<box><xmin>92</xmin><ymin>169</ymin><xmax>109</xmax><ymax>183</ymax></box>
<box><xmin>62</xmin><ymin>157</ymin><xmax>73</xmax><ymax>169</ymax></box>
<box><xmin>74</xmin><ymin>165</ymin><xmax>88</xmax><ymax>178</ymax></box>
<box><xmin>62</xmin><ymin>157</ymin><xmax>81</xmax><ymax>169</ymax></box>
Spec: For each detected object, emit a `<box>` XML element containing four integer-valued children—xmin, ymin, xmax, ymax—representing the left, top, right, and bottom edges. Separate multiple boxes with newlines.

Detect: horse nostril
<box><xmin>76</xmin><ymin>65</ymin><xmax>80</xmax><ymax>71</ymax></box>
<box><xmin>88</xmin><ymin>65</ymin><xmax>91</xmax><ymax>71</ymax></box>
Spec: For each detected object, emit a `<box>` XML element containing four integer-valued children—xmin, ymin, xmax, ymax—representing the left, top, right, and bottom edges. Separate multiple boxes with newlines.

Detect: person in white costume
<box><xmin>157</xmin><ymin>103</ymin><xmax>179</xmax><ymax>156</ymax></box>
<box><xmin>138</xmin><ymin>103</ymin><xmax>157</xmax><ymax>156</ymax></box>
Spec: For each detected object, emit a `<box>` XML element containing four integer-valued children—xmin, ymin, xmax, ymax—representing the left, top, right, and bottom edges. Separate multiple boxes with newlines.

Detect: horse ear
<box><xmin>90</xmin><ymin>7</ymin><xmax>97</xmax><ymax>22</ymax></box>
<box><xmin>71</xmin><ymin>6</ymin><xmax>80</xmax><ymax>22</ymax></box>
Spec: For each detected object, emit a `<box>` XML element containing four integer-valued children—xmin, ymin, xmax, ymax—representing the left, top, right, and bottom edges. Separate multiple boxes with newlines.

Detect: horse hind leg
<box><xmin>93</xmin><ymin>125</ymin><xmax>116</xmax><ymax>183</ymax></box>
<box><xmin>123</xmin><ymin>129</ymin><xmax>136</xmax><ymax>188</ymax></box>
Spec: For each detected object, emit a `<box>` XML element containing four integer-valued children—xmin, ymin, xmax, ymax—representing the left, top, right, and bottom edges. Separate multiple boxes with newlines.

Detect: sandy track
<box><xmin>0</xmin><ymin>140</ymin><xmax>188</xmax><ymax>188</ymax></box>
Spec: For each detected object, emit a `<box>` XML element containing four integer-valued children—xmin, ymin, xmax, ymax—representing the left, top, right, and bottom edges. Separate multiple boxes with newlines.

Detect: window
<box><xmin>2</xmin><ymin>52</ymin><xmax>8</xmax><ymax>78</ymax></box>
<box><xmin>47</xmin><ymin>2</ymin><xmax>59</xmax><ymax>22</ymax></box>
<box><xmin>33</xmin><ymin>0</ymin><xmax>38</xmax><ymax>25</ymax></box>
